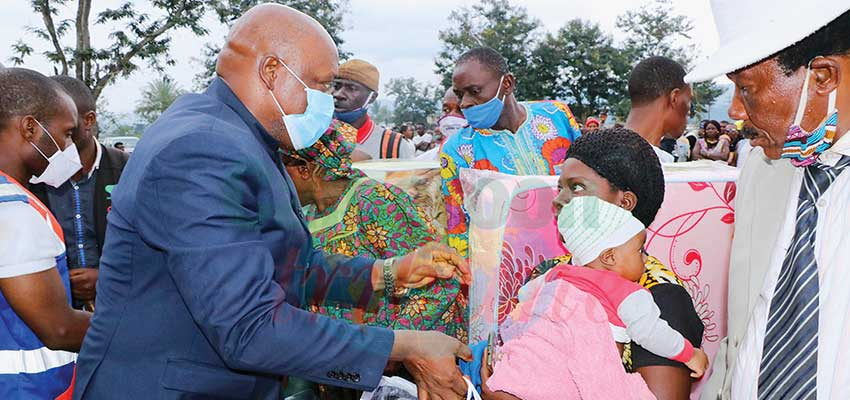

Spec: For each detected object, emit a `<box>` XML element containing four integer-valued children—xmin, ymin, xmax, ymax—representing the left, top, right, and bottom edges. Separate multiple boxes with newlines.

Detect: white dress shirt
<box><xmin>736</xmin><ymin>139</ymin><xmax>753</xmax><ymax>169</ymax></box>
<box><xmin>652</xmin><ymin>145</ymin><xmax>675</xmax><ymax>163</ymax></box>
<box><xmin>731</xmin><ymin>132</ymin><xmax>850</xmax><ymax>400</ymax></box>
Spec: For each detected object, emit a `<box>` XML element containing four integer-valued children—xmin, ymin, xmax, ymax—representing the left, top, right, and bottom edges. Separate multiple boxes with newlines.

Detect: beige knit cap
<box><xmin>337</xmin><ymin>59</ymin><xmax>380</xmax><ymax>93</ymax></box>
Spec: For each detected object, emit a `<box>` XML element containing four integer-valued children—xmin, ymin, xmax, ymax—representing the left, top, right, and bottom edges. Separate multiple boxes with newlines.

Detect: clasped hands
<box><xmin>376</xmin><ymin>243</ymin><xmax>474</xmax><ymax>399</ymax></box>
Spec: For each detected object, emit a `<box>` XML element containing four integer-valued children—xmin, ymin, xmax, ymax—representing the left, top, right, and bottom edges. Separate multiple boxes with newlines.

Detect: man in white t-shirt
<box><xmin>0</xmin><ymin>68</ymin><xmax>91</xmax><ymax>398</ymax></box>
<box><xmin>624</xmin><ymin>57</ymin><xmax>693</xmax><ymax>164</ymax></box>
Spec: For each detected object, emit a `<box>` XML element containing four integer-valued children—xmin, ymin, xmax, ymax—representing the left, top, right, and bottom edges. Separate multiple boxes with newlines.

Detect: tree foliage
<box><xmin>434</xmin><ymin>0</ymin><xmax>540</xmax><ymax>98</ymax></box>
<box><xmin>11</xmin><ymin>0</ymin><xmax>210</xmax><ymax>100</ymax></box>
<box><xmin>135</xmin><ymin>76</ymin><xmax>185</xmax><ymax>124</ymax></box>
<box><xmin>692</xmin><ymin>80</ymin><xmax>726</xmax><ymax>117</ymax></box>
<box><xmin>617</xmin><ymin>0</ymin><xmax>721</xmax><ymax>117</ymax></box>
<box><xmin>384</xmin><ymin>77</ymin><xmax>440</xmax><ymax>126</ymax></box>
<box><xmin>616</xmin><ymin>0</ymin><xmax>694</xmax><ymax>65</ymax></box>
<box><xmin>530</xmin><ymin>20</ymin><xmax>631</xmax><ymax>120</ymax></box>
<box><xmin>193</xmin><ymin>0</ymin><xmax>349</xmax><ymax>89</ymax></box>
<box><xmin>435</xmin><ymin>0</ymin><xmax>723</xmax><ymax>121</ymax></box>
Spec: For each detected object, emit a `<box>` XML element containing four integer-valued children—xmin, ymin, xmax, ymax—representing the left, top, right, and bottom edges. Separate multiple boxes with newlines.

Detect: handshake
<box><xmin>375</xmin><ymin>242</ymin><xmax>476</xmax><ymax>399</ymax></box>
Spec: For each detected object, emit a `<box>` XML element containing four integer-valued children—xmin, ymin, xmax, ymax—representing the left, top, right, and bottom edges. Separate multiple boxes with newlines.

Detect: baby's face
<box><xmin>613</xmin><ymin>231</ymin><xmax>648</xmax><ymax>282</ymax></box>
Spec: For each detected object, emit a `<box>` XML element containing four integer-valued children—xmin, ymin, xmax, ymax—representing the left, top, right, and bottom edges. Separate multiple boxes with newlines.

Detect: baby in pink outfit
<box><xmin>482</xmin><ymin>196</ymin><xmax>708</xmax><ymax>400</ymax></box>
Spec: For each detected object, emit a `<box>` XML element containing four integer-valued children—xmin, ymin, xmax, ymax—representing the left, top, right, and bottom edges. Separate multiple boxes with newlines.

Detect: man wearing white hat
<box><xmin>687</xmin><ymin>1</ymin><xmax>850</xmax><ymax>399</ymax></box>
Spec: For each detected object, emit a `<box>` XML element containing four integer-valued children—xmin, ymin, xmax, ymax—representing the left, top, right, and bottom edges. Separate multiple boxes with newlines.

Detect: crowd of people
<box><xmin>1</xmin><ymin>0</ymin><xmax>849</xmax><ymax>399</ymax></box>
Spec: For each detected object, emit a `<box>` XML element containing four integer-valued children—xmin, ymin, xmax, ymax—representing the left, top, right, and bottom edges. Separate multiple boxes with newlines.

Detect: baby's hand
<box><xmin>685</xmin><ymin>348</ymin><xmax>709</xmax><ymax>378</ymax></box>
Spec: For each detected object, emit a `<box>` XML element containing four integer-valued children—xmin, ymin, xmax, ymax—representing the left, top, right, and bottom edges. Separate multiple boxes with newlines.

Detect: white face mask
<box><xmin>28</xmin><ymin>120</ymin><xmax>82</xmax><ymax>188</ymax></box>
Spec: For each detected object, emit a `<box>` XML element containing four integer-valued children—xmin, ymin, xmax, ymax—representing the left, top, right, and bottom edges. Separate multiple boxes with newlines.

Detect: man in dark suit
<box><xmin>30</xmin><ymin>76</ymin><xmax>128</xmax><ymax>311</ymax></box>
<box><xmin>73</xmin><ymin>5</ymin><xmax>472</xmax><ymax>400</ymax></box>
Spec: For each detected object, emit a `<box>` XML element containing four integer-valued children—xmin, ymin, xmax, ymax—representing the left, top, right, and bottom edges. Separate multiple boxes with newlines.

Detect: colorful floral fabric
<box><xmin>306</xmin><ymin>177</ymin><xmax>467</xmax><ymax>341</ymax></box>
<box><xmin>281</xmin><ymin>120</ymin><xmax>365</xmax><ymax>181</ymax></box>
<box><xmin>440</xmin><ymin>100</ymin><xmax>581</xmax><ymax>257</ymax></box>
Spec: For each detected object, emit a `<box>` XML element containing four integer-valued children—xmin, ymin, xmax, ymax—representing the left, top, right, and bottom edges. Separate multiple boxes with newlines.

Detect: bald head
<box><xmin>441</xmin><ymin>86</ymin><xmax>462</xmax><ymax>117</ymax></box>
<box><xmin>217</xmin><ymin>4</ymin><xmax>336</xmax><ymax>77</ymax></box>
<box><xmin>215</xmin><ymin>3</ymin><xmax>339</xmax><ymax>148</ymax></box>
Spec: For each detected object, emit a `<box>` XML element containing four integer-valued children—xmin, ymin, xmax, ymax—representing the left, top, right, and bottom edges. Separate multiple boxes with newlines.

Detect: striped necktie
<box><xmin>758</xmin><ymin>155</ymin><xmax>850</xmax><ymax>399</ymax></box>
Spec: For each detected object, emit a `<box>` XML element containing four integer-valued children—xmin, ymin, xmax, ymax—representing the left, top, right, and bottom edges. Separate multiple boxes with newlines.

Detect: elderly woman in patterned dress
<box><xmin>282</xmin><ymin>121</ymin><xmax>466</xmax><ymax>340</ymax></box>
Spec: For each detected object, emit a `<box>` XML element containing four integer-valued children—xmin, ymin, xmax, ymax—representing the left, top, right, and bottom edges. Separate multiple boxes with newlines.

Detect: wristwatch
<box><xmin>383</xmin><ymin>258</ymin><xmax>409</xmax><ymax>298</ymax></box>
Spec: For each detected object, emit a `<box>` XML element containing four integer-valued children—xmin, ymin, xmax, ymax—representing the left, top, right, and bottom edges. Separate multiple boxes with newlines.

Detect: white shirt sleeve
<box><xmin>0</xmin><ymin>201</ymin><xmax>64</xmax><ymax>278</ymax></box>
<box><xmin>399</xmin><ymin>138</ymin><xmax>416</xmax><ymax>159</ymax></box>
<box><xmin>617</xmin><ymin>289</ymin><xmax>688</xmax><ymax>359</ymax></box>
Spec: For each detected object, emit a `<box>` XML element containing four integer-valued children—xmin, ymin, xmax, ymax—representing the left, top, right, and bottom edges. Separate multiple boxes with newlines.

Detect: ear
<box><xmin>598</xmin><ymin>248</ymin><xmax>617</xmax><ymax>269</ymax></box>
<box><xmin>503</xmin><ymin>73</ymin><xmax>516</xmax><ymax>97</ymax></box>
<box><xmin>83</xmin><ymin>111</ymin><xmax>97</xmax><ymax>133</ymax></box>
<box><xmin>810</xmin><ymin>56</ymin><xmax>841</xmax><ymax>96</ymax></box>
<box><xmin>18</xmin><ymin>116</ymin><xmax>39</xmax><ymax>141</ymax></box>
<box><xmin>668</xmin><ymin>87</ymin><xmax>681</xmax><ymax>109</ymax></box>
<box><xmin>258</xmin><ymin>55</ymin><xmax>280</xmax><ymax>92</ymax></box>
<box><xmin>620</xmin><ymin>191</ymin><xmax>638</xmax><ymax>212</ymax></box>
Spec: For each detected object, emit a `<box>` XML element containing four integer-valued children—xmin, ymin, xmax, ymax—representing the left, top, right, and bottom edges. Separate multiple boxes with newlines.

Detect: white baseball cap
<box><xmin>686</xmin><ymin>0</ymin><xmax>850</xmax><ymax>83</ymax></box>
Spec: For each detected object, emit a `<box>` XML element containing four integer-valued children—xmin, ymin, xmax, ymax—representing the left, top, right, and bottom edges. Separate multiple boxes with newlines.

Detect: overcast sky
<box><xmin>0</xmin><ymin>0</ymin><xmax>719</xmax><ymax>115</ymax></box>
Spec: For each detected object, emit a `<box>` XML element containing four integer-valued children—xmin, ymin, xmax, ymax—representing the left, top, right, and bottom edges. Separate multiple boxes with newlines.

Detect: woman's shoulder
<box><xmin>638</xmin><ymin>256</ymin><xmax>685</xmax><ymax>289</ymax></box>
<box><xmin>638</xmin><ymin>258</ymin><xmax>703</xmax><ymax>337</ymax></box>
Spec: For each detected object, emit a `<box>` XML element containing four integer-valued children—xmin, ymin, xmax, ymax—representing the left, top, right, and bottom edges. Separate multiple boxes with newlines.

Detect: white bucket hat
<box><xmin>686</xmin><ymin>0</ymin><xmax>850</xmax><ymax>83</ymax></box>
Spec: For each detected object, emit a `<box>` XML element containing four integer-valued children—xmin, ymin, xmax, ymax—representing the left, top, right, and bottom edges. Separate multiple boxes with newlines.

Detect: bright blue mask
<box><xmin>268</xmin><ymin>59</ymin><xmax>335</xmax><ymax>150</ymax></box>
<box><xmin>463</xmin><ymin>75</ymin><xmax>505</xmax><ymax>129</ymax></box>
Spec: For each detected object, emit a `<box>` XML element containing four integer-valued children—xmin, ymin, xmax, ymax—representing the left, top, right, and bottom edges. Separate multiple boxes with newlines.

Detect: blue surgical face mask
<box><xmin>334</xmin><ymin>92</ymin><xmax>373</xmax><ymax>124</ymax></box>
<box><xmin>268</xmin><ymin>59</ymin><xmax>335</xmax><ymax>150</ymax></box>
<box><xmin>462</xmin><ymin>75</ymin><xmax>505</xmax><ymax>129</ymax></box>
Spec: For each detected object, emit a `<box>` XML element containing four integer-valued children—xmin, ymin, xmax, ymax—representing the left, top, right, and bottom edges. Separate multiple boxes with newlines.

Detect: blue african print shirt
<box><xmin>439</xmin><ymin>100</ymin><xmax>582</xmax><ymax>256</ymax></box>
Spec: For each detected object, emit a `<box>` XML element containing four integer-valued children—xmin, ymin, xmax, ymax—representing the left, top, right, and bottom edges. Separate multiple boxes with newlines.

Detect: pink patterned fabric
<box><xmin>488</xmin><ymin>279</ymin><xmax>655</xmax><ymax>400</ymax></box>
<box><xmin>463</xmin><ymin>164</ymin><xmax>738</xmax><ymax>399</ymax></box>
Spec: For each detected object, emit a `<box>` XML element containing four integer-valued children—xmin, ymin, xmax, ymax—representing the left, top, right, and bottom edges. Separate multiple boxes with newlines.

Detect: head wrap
<box><xmin>282</xmin><ymin>120</ymin><xmax>366</xmax><ymax>181</ymax></box>
<box><xmin>585</xmin><ymin>117</ymin><xmax>601</xmax><ymax>128</ymax></box>
<box><xmin>557</xmin><ymin>196</ymin><xmax>645</xmax><ymax>266</ymax></box>
<box><xmin>338</xmin><ymin>59</ymin><xmax>380</xmax><ymax>93</ymax></box>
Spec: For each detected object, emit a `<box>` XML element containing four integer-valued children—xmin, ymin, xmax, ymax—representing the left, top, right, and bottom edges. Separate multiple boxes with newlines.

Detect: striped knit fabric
<box><xmin>556</xmin><ymin>196</ymin><xmax>644</xmax><ymax>265</ymax></box>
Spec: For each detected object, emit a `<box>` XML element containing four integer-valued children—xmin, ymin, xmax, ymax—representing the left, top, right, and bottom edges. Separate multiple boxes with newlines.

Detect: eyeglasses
<box><xmin>280</xmin><ymin>153</ymin><xmax>307</xmax><ymax>167</ymax></box>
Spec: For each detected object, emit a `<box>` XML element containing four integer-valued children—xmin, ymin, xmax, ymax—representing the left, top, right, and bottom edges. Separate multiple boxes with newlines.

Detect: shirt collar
<box><xmin>206</xmin><ymin>77</ymin><xmax>281</xmax><ymax>160</ymax></box>
<box><xmin>821</xmin><ymin>127</ymin><xmax>850</xmax><ymax>166</ymax></box>
<box><xmin>87</xmin><ymin>136</ymin><xmax>102</xmax><ymax>180</ymax></box>
<box><xmin>356</xmin><ymin>114</ymin><xmax>374</xmax><ymax>144</ymax></box>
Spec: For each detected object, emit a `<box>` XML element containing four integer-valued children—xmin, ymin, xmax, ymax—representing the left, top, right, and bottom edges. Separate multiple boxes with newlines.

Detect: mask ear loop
<box><xmin>269</xmin><ymin>89</ymin><xmax>288</xmax><ymax>117</ymax></box>
<box><xmin>29</xmin><ymin>120</ymin><xmax>61</xmax><ymax>159</ymax></box>
<box><xmin>494</xmin><ymin>75</ymin><xmax>505</xmax><ymax>100</ymax></box>
<box><xmin>359</xmin><ymin>91</ymin><xmax>374</xmax><ymax>110</ymax></box>
<box><xmin>793</xmin><ymin>68</ymin><xmax>812</xmax><ymax>126</ymax></box>
<box><xmin>277</xmin><ymin>57</ymin><xmax>309</xmax><ymax>89</ymax></box>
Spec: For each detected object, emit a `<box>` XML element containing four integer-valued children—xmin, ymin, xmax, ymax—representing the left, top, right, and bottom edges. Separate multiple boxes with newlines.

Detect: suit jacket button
<box><xmin>353</xmin><ymin>373</ymin><xmax>361</xmax><ymax>383</ymax></box>
<box><xmin>327</xmin><ymin>371</ymin><xmax>336</xmax><ymax>379</ymax></box>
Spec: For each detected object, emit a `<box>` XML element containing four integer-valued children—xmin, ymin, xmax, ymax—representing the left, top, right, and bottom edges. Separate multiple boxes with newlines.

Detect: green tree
<box><xmin>193</xmin><ymin>0</ymin><xmax>349</xmax><ymax>89</ymax></box>
<box><xmin>616</xmin><ymin>0</ymin><xmax>694</xmax><ymax>65</ymax></box>
<box><xmin>530</xmin><ymin>20</ymin><xmax>631</xmax><ymax>120</ymax></box>
<box><xmin>385</xmin><ymin>78</ymin><xmax>440</xmax><ymax>126</ymax></box>
<box><xmin>97</xmin><ymin>98</ymin><xmax>140</xmax><ymax>137</ymax></box>
<box><xmin>11</xmin><ymin>0</ymin><xmax>209</xmax><ymax>100</ymax></box>
<box><xmin>616</xmin><ymin>0</ymin><xmax>722</xmax><ymax>115</ymax></box>
<box><xmin>135</xmin><ymin>76</ymin><xmax>185</xmax><ymax>124</ymax></box>
<box><xmin>369</xmin><ymin>100</ymin><xmax>394</xmax><ymax>127</ymax></box>
<box><xmin>434</xmin><ymin>0</ymin><xmax>541</xmax><ymax>99</ymax></box>
<box><xmin>692</xmin><ymin>80</ymin><xmax>726</xmax><ymax>118</ymax></box>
